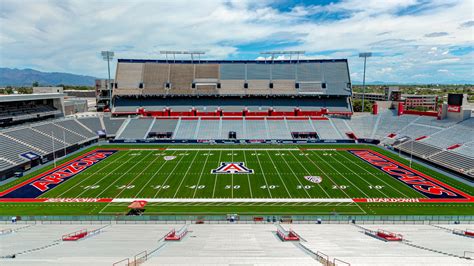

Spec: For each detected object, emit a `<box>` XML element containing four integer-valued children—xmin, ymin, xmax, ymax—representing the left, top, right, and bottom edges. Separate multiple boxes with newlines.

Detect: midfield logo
<box><xmin>212</xmin><ymin>162</ymin><xmax>254</xmax><ymax>174</ymax></box>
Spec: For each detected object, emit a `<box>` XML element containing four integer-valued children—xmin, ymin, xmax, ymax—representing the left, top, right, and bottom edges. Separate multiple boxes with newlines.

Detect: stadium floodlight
<box><xmin>260</xmin><ymin>51</ymin><xmax>305</xmax><ymax>62</ymax></box>
<box><xmin>359</xmin><ymin>52</ymin><xmax>372</xmax><ymax>112</ymax></box>
<box><xmin>160</xmin><ymin>51</ymin><xmax>205</xmax><ymax>62</ymax></box>
<box><xmin>101</xmin><ymin>51</ymin><xmax>114</xmax><ymax>109</ymax></box>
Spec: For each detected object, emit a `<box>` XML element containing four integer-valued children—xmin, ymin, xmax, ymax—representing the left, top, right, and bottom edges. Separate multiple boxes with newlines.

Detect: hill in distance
<box><xmin>0</xmin><ymin>68</ymin><xmax>98</xmax><ymax>87</ymax></box>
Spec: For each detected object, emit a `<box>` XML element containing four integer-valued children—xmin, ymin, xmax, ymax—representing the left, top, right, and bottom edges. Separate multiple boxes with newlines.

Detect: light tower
<box><xmin>101</xmin><ymin>51</ymin><xmax>114</xmax><ymax>109</ymax></box>
<box><xmin>358</xmin><ymin>52</ymin><xmax>372</xmax><ymax>112</ymax></box>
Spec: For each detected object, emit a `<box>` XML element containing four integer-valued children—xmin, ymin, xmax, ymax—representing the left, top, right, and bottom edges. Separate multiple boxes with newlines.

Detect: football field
<box><xmin>39</xmin><ymin>148</ymin><xmax>426</xmax><ymax>199</ymax></box>
<box><xmin>0</xmin><ymin>145</ymin><xmax>472</xmax><ymax>215</ymax></box>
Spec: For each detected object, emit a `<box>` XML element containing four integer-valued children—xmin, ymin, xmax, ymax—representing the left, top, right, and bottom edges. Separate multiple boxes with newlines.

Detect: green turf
<box><xmin>0</xmin><ymin>202</ymin><xmax>472</xmax><ymax>216</ymax></box>
<box><xmin>0</xmin><ymin>144</ymin><xmax>472</xmax><ymax>216</ymax></box>
<box><xmin>38</xmin><ymin>148</ymin><xmax>425</xmax><ymax>199</ymax></box>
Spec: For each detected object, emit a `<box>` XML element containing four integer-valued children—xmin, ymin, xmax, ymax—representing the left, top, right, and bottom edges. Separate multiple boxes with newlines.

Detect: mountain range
<box><xmin>0</xmin><ymin>68</ymin><xmax>98</xmax><ymax>87</ymax></box>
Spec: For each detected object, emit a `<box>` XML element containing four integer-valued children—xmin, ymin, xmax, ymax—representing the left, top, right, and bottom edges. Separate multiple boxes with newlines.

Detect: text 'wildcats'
<box><xmin>348</xmin><ymin>150</ymin><xmax>465</xmax><ymax>199</ymax></box>
<box><xmin>212</xmin><ymin>162</ymin><xmax>254</xmax><ymax>174</ymax></box>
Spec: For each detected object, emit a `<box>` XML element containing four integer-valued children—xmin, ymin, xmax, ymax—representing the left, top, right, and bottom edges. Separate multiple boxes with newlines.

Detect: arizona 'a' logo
<box><xmin>212</xmin><ymin>162</ymin><xmax>254</xmax><ymax>174</ymax></box>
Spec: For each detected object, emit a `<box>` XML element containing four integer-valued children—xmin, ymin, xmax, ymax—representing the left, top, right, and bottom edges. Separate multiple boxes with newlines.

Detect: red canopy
<box><xmin>128</xmin><ymin>200</ymin><xmax>147</xmax><ymax>209</ymax></box>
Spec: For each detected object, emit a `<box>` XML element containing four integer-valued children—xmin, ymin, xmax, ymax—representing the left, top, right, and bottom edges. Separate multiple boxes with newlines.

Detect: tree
<box><xmin>32</xmin><ymin>81</ymin><xmax>39</xmax><ymax>87</ymax></box>
<box><xmin>352</xmin><ymin>99</ymin><xmax>373</xmax><ymax>112</ymax></box>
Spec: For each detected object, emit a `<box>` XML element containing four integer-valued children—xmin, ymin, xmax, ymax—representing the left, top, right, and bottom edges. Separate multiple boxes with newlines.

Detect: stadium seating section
<box><xmin>0</xmin><ymin>115</ymin><xmax>125</xmax><ymax>174</ymax></box>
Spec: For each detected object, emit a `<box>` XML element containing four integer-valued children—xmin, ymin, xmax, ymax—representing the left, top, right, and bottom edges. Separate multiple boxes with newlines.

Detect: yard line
<box><xmin>152</xmin><ymin>153</ymin><xmax>188</xmax><ymax>198</ymax></box>
<box><xmin>193</xmin><ymin>151</ymin><xmax>212</xmax><ymax>198</ymax></box>
<box><xmin>308</xmin><ymin>151</ymin><xmax>370</xmax><ymax>198</ymax></box>
<box><xmin>338</xmin><ymin>151</ymin><xmax>411</xmax><ymax>198</ymax></box>
<box><xmin>135</xmin><ymin>151</ymin><xmax>178</xmax><ymax>197</ymax></box>
<box><xmin>285</xmin><ymin>151</ymin><xmax>329</xmax><ymax>198</ymax></box>
<box><xmin>242</xmin><ymin>151</ymin><xmax>253</xmax><ymax>198</ymax></box>
<box><xmin>73</xmin><ymin>151</ymin><xmax>142</xmax><ymax>198</ymax></box>
<box><xmin>114</xmin><ymin>152</ymin><xmax>163</xmax><ymax>198</ymax></box>
<box><xmin>254</xmin><ymin>149</ymin><xmax>273</xmax><ymax>198</ymax></box>
<box><xmin>301</xmin><ymin>151</ymin><xmax>353</xmax><ymax>200</ymax></box>
<box><xmin>265</xmin><ymin>151</ymin><xmax>292</xmax><ymax>198</ymax></box>
<box><xmin>93</xmin><ymin>152</ymin><xmax>153</xmax><ymax>198</ymax></box>
<box><xmin>211</xmin><ymin>151</ymin><xmax>223</xmax><ymax>198</ymax></box>
<box><xmin>231</xmin><ymin>151</ymin><xmax>234</xmax><ymax>199</ymax></box>
<box><xmin>53</xmin><ymin>151</ymin><xmax>131</xmax><ymax>198</ymax></box>
<box><xmin>173</xmin><ymin>151</ymin><xmax>200</xmax><ymax>198</ymax></box>
<box><xmin>329</xmin><ymin>152</ymin><xmax>391</xmax><ymax>198</ymax></box>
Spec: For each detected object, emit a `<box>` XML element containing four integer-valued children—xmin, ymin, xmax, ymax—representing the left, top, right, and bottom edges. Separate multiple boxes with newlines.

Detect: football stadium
<box><xmin>1</xmin><ymin>1</ymin><xmax>473</xmax><ymax>265</ymax></box>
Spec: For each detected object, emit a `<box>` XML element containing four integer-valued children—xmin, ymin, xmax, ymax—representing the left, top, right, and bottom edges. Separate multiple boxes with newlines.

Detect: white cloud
<box><xmin>0</xmin><ymin>0</ymin><xmax>472</xmax><ymax>83</ymax></box>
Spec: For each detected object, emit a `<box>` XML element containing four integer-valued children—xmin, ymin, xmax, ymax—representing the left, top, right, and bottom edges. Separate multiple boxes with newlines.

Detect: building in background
<box><xmin>0</xmin><ymin>93</ymin><xmax>64</xmax><ymax>127</ymax></box>
<box><xmin>403</xmin><ymin>94</ymin><xmax>438</xmax><ymax>110</ymax></box>
<box><xmin>95</xmin><ymin>79</ymin><xmax>113</xmax><ymax>111</ymax></box>
<box><xmin>352</xmin><ymin>86</ymin><xmax>401</xmax><ymax>102</ymax></box>
<box><xmin>33</xmin><ymin>87</ymin><xmax>63</xmax><ymax>94</ymax></box>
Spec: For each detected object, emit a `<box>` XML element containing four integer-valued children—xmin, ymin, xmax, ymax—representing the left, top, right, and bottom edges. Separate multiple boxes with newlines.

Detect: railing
<box><xmin>0</xmin><ymin>215</ymin><xmax>472</xmax><ymax>223</ymax></box>
<box><xmin>112</xmin><ymin>258</ymin><xmax>129</xmax><ymax>266</ymax></box>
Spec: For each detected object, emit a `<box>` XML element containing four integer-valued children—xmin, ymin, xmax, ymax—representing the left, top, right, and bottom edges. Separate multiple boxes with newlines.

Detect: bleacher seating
<box><xmin>102</xmin><ymin>116</ymin><xmax>126</xmax><ymax>136</ymax></box>
<box><xmin>0</xmin><ymin>116</ymin><xmax>104</xmax><ymax>173</ymax></box>
<box><xmin>196</xmin><ymin>119</ymin><xmax>220</xmax><ymax>139</ymax></box>
<box><xmin>76</xmin><ymin>116</ymin><xmax>104</xmax><ymax>133</ymax></box>
<box><xmin>395</xmin><ymin>140</ymin><xmax>443</xmax><ymax>158</ymax></box>
<box><xmin>116</xmin><ymin>118</ymin><xmax>154</xmax><ymax>139</ymax></box>
<box><xmin>245</xmin><ymin>119</ymin><xmax>268</xmax><ymax>139</ymax></box>
<box><xmin>429</xmin><ymin>151</ymin><xmax>474</xmax><ymax>175</ymax></box>
<box><xmin>174</xmin><ymin>119</ymin><xmax>199</xmax><ymax>139</ymax></box>
<box><xmin>150</xmin><ymin>119</ymin><xmax>178</xmax><ymax>134</ymax></box>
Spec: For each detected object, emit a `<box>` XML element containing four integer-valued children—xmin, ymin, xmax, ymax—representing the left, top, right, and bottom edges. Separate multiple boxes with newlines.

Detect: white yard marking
<box><xmin>301</xmin><ymin>151</ymin><xmax>354</xmax><ymax>199</ymax></box>
<box><xmin>193</xmin><ymin>151</ymin><xmax>212</xmax><ymax>198</ymax></box>
<box><xmin>172</xmin><ymin>151</ymin><xmax>200</xmax><ymax>198</ymax></box>
<box><xmin>285</xmin><ymin>151</ymin><xmax>327</xmax><ymax>198</ymax></box>
<box><xmin>308</xmin><ymin>151</ymin><xmax>370</xmax><ymax>198</ymax></box>
<box><xmin>329</xmin><ymin>152</ymin><xmax>391</xmax><ymax>198</ymax></box>
<box><xmin>242</xmin><ymin>151</ymin><xmax>253</xmax><ymax>198</ymax></box>
<box><xmin>135</xmin><ymin>151</ymin><xmax>178</xmax><ymax>197</ymax></box>
<box><xmin>111</xmin><ymin>198</ymin><xmax>354</xmax><ymax>203</ymax></box>
<box><xmin>152</xmin><ymin>153</ymin><xmax>188</xmax><ymax>198</ymax></box>
<box><xmin>54</xmin><ymin>151</ymin><xmax>131</xmax><ymax>198</ymax></box>
<box><xmin>93</xmin><ymin>152</ymin><xmax>152</xmax><ymax>198</ymax></box>
<box><xmin>167</xmin><ymin>148</ymin><xmax>299</xmax><ymax>151</ymax></box>
<box><xmin>254</xmin><ymin>150</ymin><xmax>273</xmax><ymax>198</ymax></box>
<box><xmin>265</xmin><ymin>150</ymin><xmax>293</xmax><ymax>198</ymax></box>
<box><xmin>114</xmin><ymin>153</ymin><xmax>163</xmax><ymax>198</ymax></box>
<box><xmin>211</xmin><ymin>151</ymin><xmax>223</xmax><ymax>198</ymax></box>
<box><xmin>338</xmin><ymin>151</ymin><xmax>411</xmax><ymax>198</ymax></box>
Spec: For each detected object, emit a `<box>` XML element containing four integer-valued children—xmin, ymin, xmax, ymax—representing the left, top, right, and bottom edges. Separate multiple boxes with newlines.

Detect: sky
<box><xmin>0</xmin><ymin>0</ymin><xmax>473</xmax><ymax>84</ymax></box>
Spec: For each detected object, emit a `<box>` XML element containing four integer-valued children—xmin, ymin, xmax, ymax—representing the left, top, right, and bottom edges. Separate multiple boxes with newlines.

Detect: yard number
<box><xmin>187</xmin><ymin>185</ymin><xmax>205</xmax><ymax>189</ymax></box>
<box><xmin>225</xmin><ymin>185</ymin><xmax>240</xmax><ymax>189</ymax></box>
<box><xmin>83</xmin><ymin>185</ymin><xmax>99</xmax><ymax>190</ymax></box>
<box><xmin>261</xmin><ymin>185</ymin><xmax>278</xmax><ymax>189</ymax></box>
<box><xmin>152</xmin><ymin>185</ymin><xmax>170</xmax><ymax>189</ymax></box>
<box><xmin>117</xmin><ymin>185</ymin><xmax>135</xmax><ymax>189</ymax></box>
<box><xmin>368</xmin><ymin>185</ymin><xmax>384</xmax><ymax>190</ymax></box>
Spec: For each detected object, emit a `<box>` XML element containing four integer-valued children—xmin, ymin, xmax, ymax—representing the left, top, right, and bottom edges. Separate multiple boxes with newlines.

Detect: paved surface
<box><xmin>0</xmin><ymin>223</ymin><xmax>472</xmax><ymax>265</ymax></box>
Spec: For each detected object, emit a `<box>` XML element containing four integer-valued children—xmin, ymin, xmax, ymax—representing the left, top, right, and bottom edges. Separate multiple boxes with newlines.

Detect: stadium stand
<box><xmin>102</xmin><ymin>116</ymin><xmax>126</xmax><ymax>136</ymax></box>
<box><xmin>116</xmin><ymin>118</ymin><xmax>154</xmax><ymax>139</ymax></box>
<box><xmin>395</xmin><ymin>140</ymin><xmax>444</xmax><ymax>158</ymax></box>
<box><xmin>112</xmin><ymin>59</ymin><xmax>353</xmax><ymax>116</ymax></box>
<box><xmin>76</xmin><ymin>116</ymin><xmax>104</xmax><ymax>134</ymax></box>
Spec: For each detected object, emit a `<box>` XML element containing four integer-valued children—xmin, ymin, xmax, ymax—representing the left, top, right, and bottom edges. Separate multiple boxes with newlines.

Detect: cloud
<box><xmin>0</xmin><ymin>0</ymin><xmax>473</xmax><ymax>84</ymax></box>
<box><xmin>424</xmin><ymin>32</ymin><xmax>449</xmax><ymax>37</ymax></box>
<box><xmin>459</xmin><ymin>20</ymin><xmax>474</xmax><ymax>28</ymax></box>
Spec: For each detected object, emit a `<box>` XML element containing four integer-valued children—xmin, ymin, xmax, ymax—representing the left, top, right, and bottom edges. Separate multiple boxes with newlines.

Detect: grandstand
<box><xmin>0</xmin><ymin>114</ymin><xmax>125</xmax><ymax>180</ymax></box>
<box><xmin>112</xmin><ymin>59</ymin><xmax>352</xmax><ymax>116</ymax></box>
